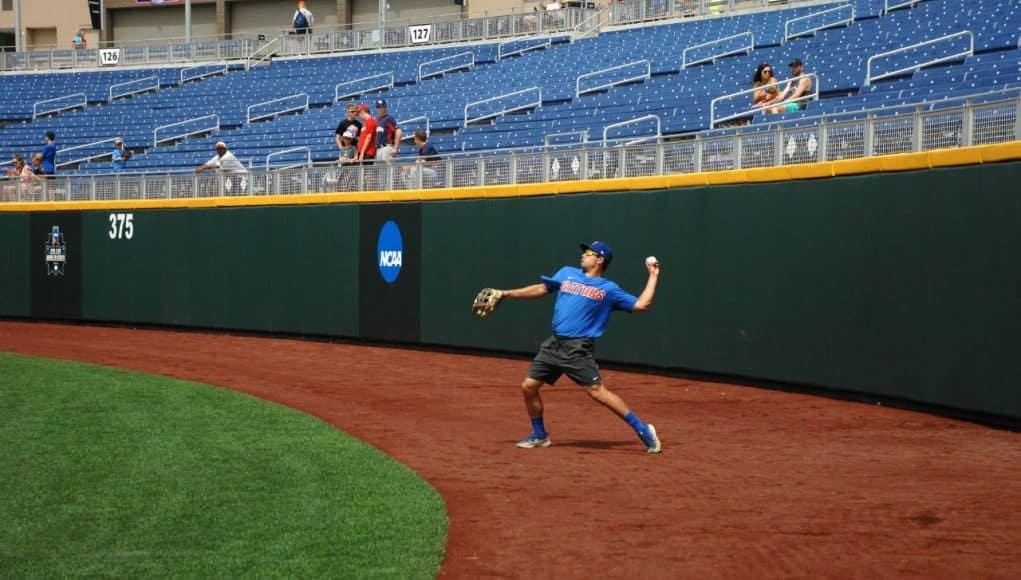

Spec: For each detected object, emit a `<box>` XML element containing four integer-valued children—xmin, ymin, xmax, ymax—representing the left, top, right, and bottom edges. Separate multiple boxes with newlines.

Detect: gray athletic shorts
<box><xmin>527</xmin><ymin>335</ymin><xmax>601</xmax><ymax>387</ymax></box>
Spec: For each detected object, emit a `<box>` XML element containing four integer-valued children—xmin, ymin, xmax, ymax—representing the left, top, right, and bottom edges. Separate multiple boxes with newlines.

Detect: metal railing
<box><xmin>153</xmin><ymin>115</ymin><xmax>220</xmax><ymax>148</ymax></box>
<box><xmin>2</xmin><ymin>90</ymin><xmax>1017</xmax><ymax>203</ymax></box>
<box><xmin>464</xmin><ymin>87</ymin><xmax>542</xmax><ymax>127</ymax></box>
<box><xmin>335</xmin><ymin>72</ymin><xmax>394</xmax><ymax>102</ymax></box>
<box><xmin>882</xmin><ymin>0</ymin><xmax>923</xmax><ymax>17</ymax></box>
<box><xmin>417</xmin><ymin>52</ymin><xmax>474</xmax><ymax>82</ymax></box>
<box><xmin>497</xmin><ymin>35</ymin><xmax>552</xmax><ymax>62</ymax></box>
<box><xmin>545</xmin><ymin>130</ymin><xmax>590</xmax><ymax>148</ymax></box>
<box><xmin>784</xmin><ymin>4</ymin><xmax>854</xmax><ymax>44</ymax></box>
<box><xmin>865</xmin><ymin>31</ymin><xmax>974</xmax><ymax>86</ymax></box>
<box><xmin>266</xmin><ymin>147</ymin><xmax>312</xmax><ymax>170</ymax></box>
<box><xmin>682</xmin><ymin>32</ymin><xmax>754</xmax><ymax>68</ymax></box>
<box><xmin>109</xmin><ymin>76</ymin><xmax>160</xmax><ymax>103</ymax></box>
<box><xmin>180</xmin><ymin>63</ymin><xmax>228</xmax><ymax>86</ymax></box>
<box><xmin>576</xmin><ymin>60</ymin><xmax>651</xmax><ymax>98</ymax></box>
<box><xmin>55</xmin><ymin>137</ymin><xmax>121</xmax><ymax>169</ymax></box>
<box><xmin>399</xmin><ymin>116</ymin><xmax>431</xmax><ymax>141</ymax></box>
<box><xmin>32</xmin><ymin>93</ymin><xmax>87</xmax><ymax>119</ymax></box>
<box><xmin>244</xmin><ymin>37</ymin><xmax>279</xmax><ymax>71</ymax></box>
<box><xmin>710</xmin><ymin>73</ymin><xmax>819</xmax><ymax>128</ymax></box>
<box><xmin>246</xmin><ymin>94</ymin><xmax>310</xmax><ymax>124</ymax></box>
<box><xmin>603</xmin><ymin>114</ymin><xmax>662</xmax><ymax>146</ymax></box>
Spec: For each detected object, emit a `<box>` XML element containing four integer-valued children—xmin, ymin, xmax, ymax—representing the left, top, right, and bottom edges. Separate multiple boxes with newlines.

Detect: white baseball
<box><xmin>645</xmin><ymin>255</ymin><xmax>658</xmax><ymax>266</ymax></box>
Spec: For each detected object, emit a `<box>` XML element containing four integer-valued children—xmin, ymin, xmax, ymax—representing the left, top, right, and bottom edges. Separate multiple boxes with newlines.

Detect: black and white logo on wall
<box><xmin>44</xmin><ymin>225</ymin><xmax>67</xmax><ymax>276</ymax></box>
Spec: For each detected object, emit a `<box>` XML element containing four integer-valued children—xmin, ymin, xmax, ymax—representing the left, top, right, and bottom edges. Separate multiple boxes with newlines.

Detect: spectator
<box><xmin>30</xmin><ymin>153</ymin><xmax>44</xmax><ymax>175</ymax></box>
<box><xmin>3</xmin><ymin>153</ymin><xmax>39</xmax><ymax>199</ymax></box>
<box><xmin>111</xmin><ymin>137</ymin><xmax>132</xmax><ymax>172</ymax></box>
<box><xmin>374</xmin><ymin>99</ymin><xmax>402</xmax><ymax>162</ymax></box>
<box><xmin>774</xmin><ymin>58</ymin><xmax>813</xmax><ymax>113</ymax></box>
<box><xmin>292</xmin><ymin>0</ymin><xmax>314</xmax><ymax>35</ymax></box>
<box><xmin>752</xmin><ymin>63</ymin><xmax>783</xmax><ymax>111</ymax></box>
<box><xmin>72</xmin><ymin>29</ymin><xmax>87</xmax><ymax>50</ymax></box>
<box><xmin>404</xmin><ymin>130</ymin><xmax>439</xmax><ymax>188</ymax></box>
<box><xmin>334</xmin><ymin>103</ymin><xmax>362</xmax><ymax>156</ymax></box>
<box><xmin>40</xmin><ymin>131</ymin><xmax>57</xmax><ymax>175</ymax></box>
<box><xmin>5</xmin><ymin>154</ymin><xmax>29</xmax><ymax>179</ymax></box>
<box><xmin>355</xmin><ymin>103</ymin><xmax>377</xmax><ymax>164</ymax></box>
<box><xmin>194</xmin><ymin>141</ymin><xmax>247</xmax><ymax>174</ymax></box>
<box><xmin>338</xmin><ymin>126</ymin><xmax>358</xmax><ymax>164</ymax></box>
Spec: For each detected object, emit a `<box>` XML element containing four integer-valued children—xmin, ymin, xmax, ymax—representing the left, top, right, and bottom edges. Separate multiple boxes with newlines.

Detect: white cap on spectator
<box><xmin>215</xmin><ymin>141</ymin><xmax>227</xmax><ymax>148</ymax></box>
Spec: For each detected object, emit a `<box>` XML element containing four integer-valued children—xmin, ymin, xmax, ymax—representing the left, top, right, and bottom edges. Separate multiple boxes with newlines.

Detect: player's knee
<box><xmin>521</xmin><ymin>378</ymin><xmax>541</xmax><ymax>393</ymax></box>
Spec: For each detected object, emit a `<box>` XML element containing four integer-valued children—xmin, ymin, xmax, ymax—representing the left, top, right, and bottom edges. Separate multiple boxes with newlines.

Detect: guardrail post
<box><xmin>774</xmin><ymin>129</ymin><xmax>784</xmax><ymax>166</ymax></box>
<box><xmin>655</xmin><ymin>140</ymin><xmax>664</xmax><ymax>175</ymax></box>
<box><xmin>819</xmin><ymin>120</ymin><xmax>830</xmax><ymax>162</ymax></box>
<box><xmin>962</xmin><ymin>99</ymin><xmax>974</xmax><ymax>147</ymax></box>
<box><xmin>912</xmin><ymin>105</ymin><xmax>923</xmax><ymax>152</ymax></box>
<box><xmin>864</xmin><ymin>115</ymin><xmax>875</xmax><ymax>157</ymax></box>
<box><xmin>692</xmin><ymin>136</ymin><xmax>702</xmax><ymax>173</ymax></box>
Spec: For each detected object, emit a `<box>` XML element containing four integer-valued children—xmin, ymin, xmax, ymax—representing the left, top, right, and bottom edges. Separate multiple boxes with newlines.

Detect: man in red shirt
<box><xmin>356</xmin><ymin>103</ymin><xmax>377</xmax><ymax>164</ymax></box>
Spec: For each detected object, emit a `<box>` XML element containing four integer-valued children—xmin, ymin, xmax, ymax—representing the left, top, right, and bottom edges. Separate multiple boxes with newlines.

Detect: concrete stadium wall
<box><xmin>1</xmin><ymin>160</ymin><xmax>1018</xmax><ymax>424</ymax></box>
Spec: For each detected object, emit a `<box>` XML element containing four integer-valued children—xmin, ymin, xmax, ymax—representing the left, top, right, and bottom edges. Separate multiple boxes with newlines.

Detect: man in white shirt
<box><xmin>195</xmin><ymin>141</ymin><xmax>248</xmax><ymax>174</ymax></box>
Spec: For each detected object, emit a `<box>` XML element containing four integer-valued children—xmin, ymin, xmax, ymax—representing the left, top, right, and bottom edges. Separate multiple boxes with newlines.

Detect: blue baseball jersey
<box><xmin>541</xmin><ymin>266</ymin><xmax>637</xmax><ymax>338</ymax></box>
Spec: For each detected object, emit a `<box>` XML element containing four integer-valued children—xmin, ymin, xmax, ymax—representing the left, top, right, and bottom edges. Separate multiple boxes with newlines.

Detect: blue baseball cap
<box><xmin>580</xmin><ymin>240</ymin><xmax>613</xmax><ymax>265</ymax></box>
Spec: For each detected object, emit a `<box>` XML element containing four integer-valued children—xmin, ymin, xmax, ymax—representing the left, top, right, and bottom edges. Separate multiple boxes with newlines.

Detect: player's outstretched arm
<box><xmin>501</xmin><ymin>283</ymin><xmax>549</xmax><ymax>300</ymax></box>
<box><xmin>632</xmin><ymin>260</ymin><xmax>660</xmax><ymax>312</ymax></box>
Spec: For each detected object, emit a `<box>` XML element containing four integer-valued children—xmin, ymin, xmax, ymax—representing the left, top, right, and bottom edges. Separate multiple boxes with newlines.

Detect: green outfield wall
<box><xmin>2</xmin><ymin>161</ymin><xmax>1018</xmax><ymax>423</ymax></box>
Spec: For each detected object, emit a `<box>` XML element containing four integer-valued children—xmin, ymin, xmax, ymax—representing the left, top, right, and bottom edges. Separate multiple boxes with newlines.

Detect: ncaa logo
<box><xmin>377</xmin><ymin>220</ymin><xmax>403</xmax><ymax>283</ymax></box>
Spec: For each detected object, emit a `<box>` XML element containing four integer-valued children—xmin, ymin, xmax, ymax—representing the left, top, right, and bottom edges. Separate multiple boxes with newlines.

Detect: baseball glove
<box><xmin>472</xmin><ymin>288</ymin><xmax>504</xmax><ymax>318</ymax></box>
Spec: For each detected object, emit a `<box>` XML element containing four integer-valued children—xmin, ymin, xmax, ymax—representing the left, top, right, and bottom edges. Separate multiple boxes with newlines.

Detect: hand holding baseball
<box><xmin>644</xmin><ymin>255</ymin><xmax>660</xmax><ymax>274</ymax></box>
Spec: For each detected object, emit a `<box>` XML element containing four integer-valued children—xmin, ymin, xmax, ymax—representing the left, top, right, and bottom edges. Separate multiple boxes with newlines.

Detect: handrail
<box><xmin>709</xmin><ymin>73</ymin><xmax>819</xmax><ymax>128</ymax></box>
<box><xmin>246</xmin><ymin>93</ymin><xmax>310</xmax><ymax>124</ymax></box>
<box><xmin>682</xmin><ymin>32</ymin><xmax>754</xmax><ymax>69</ymax></box>
<box><xmin>180</xmin><ymin>63</ymin><xmax>227</xmax><ymax>85</ymax></box>
<box><xmin>153</xmin><ymin>114</ymin><xmax>220</xmax><ymax>148</ymax></box>
<box><xmin>784</xmin><ymin>4</ymin><xmax>855</xmax><ymax>44</ymax></box>
<box><xmin>55</xmin><ymin>137</ymin><xmax>120</xmax><ymax>168</ymax></box>
<box><xmin>32</xmin><ymin>93</ymin><xmax>87</xmax><ymax>119</ymax></box>
<box><xmin>245</xmin><ymin>36</ymin><xmax>280</xmax><ymax>71</ymax></box>
<box><xmin>545</xmin><ymin>130</ymin><xmax>589</xmax><ymax>148</ymax></box>
<box><xmin>572</xmin><ymin>3</ymin><xmax>609</xmax><ymax>39</ymax></box>
<box><xmin>882</xmin><ymin>0</ymin><xmax>922</xmax><ymax>17</ymax></box>
<box><xmin>335</xmin><ymin>72</ymin><xmax>395</xmax><ymax>102</ymax></box>
<box><xmin>398</xmin><ymin>116</ymin><xmax>431</xmax><ymax>141</ymax></box>
<box><xmin>108</xmin><ymin>76</ymin><xmax>159</xmax><ymax>103</ymax></box>
<box><xmin>865</xmin><ymin>31</ymin><xmax>974</xmax><ymax>86</ymax></box>
<box><xmin>417</xmin><ymin>52</ymin><xmax>474</xmax><ymax>82</ymax></box>
<box><xmin>576</xmin><ymin>60</ymin><xmax>651</xmax><ymax>98</ymax></box>
<box><xmin>464</xmin><ymin>87</ymin><xmax>542</xmax><ymax>127</ymax></box>
<box><xmin>266</xmin><ymin>146</ymin><xmax>312</xmax><ymax>170</ymax></box>
<box><xmin>497</xmin><ymin>35</ymin><xmax>552</xmax><ymax>62</ymax></box>
<box><xmin>602</xmin><ymin>114</ymin><xmax>661</xmax><ymax>146</ymax></box>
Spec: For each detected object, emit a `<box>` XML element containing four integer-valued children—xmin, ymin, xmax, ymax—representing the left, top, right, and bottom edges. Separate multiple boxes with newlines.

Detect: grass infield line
<box><xmin>0</xmin><ymin>351</ymin><xmax>447</xmax><ymax>578</ymax></box>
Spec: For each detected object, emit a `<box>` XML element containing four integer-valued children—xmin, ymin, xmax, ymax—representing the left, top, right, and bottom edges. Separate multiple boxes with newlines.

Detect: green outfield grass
<box><xmin>0</xmin><ymin>352</ymin><xmax>447</xmax><ymax>578</ymax></box>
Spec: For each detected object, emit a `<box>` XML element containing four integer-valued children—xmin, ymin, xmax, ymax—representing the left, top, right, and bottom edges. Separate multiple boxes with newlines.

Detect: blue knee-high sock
<box><xmin>624</xmin><ymin>411</ymin><xmax>647</xmax><ymax>435</ymax></box>
<box><xmin>531</xmin><ymin>417</ymin><xmax>547</xmax><ymax>437</ymax></box>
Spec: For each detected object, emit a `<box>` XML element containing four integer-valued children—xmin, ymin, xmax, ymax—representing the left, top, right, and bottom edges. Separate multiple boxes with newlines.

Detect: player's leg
<box><xmin>516</xmin><ymin>337</ymin><xmax>562</xmax><ymax>449</ymax></box>
<box><xmin>584</xmin><ymin>383</ymin><xmax>661</xmax><ymax>454</ymax></box>
<box><xmin>517</xmin><ymin>377</ymin><xmax>551</xmax><ymax>448</ymax></box>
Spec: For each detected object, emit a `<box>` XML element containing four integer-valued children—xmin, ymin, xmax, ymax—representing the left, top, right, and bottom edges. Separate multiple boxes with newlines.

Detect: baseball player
<box><xmin>473</xmin><ymin>241</ymin><xmax>662</xmax><ymax>453</ymax></box>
